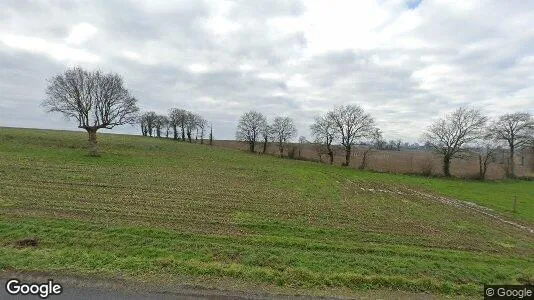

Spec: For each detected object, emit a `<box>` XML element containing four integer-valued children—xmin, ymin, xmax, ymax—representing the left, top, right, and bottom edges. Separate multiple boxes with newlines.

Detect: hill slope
<box><xmin>0</xmin><ymin>127</ymin><xmax>533</xmax><ymax>296</ymax></box>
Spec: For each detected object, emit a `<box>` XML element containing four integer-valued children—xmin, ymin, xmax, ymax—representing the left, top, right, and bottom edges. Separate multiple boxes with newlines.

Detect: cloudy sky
<box><xmin>1</xmin><ymin>0</ymin><xmax>533</xmax><ymax>142</ymax></box>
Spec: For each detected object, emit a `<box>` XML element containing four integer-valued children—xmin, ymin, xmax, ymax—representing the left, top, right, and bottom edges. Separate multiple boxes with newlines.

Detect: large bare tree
<box><xmin>423</xmin><ymin>107</ymin><xmax>487</xmax><ymax>177</ymax></box>
<box><xmin>236</xmin><ymin>111</ymin><xmax>267</xmax><ymax>152</ymax></box>
<box><xmin>328</xmin><ymin>105</ymin><xmax>375</xmax><ymax>166</ymax></box>
<box><xmin>43</xmin><ymin>67</ymin><xmax>139</xmax><ymax>156</ymax></box>
<box><xmin>310</xmin><ymin>115</ymin><xmax>338</xmax><ymax>164</ymax></box>
<box><xmin>489</xmin><ymin>112</ymin><xmax>534</xmax><ymax>177</ymax></box>
<box><xmin>271</xmin><ymin>116</ymin><xmax>297</xmax><ymax>156</ymax></box>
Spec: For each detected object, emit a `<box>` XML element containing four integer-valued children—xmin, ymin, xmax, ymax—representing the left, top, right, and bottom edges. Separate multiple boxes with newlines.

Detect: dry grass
<box><xmin>215</xmin><ymin>140</ymin><xmax>534</xmax><ymax>179</ymax></box>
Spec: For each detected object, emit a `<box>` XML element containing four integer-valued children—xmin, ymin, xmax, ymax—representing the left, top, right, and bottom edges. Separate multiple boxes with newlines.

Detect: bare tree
<box><xmin>260</xmin><ymin>123</ymin><xmax>271</xmax><ymax>154</ymax></box>
<box><xmin>185</xmin><ymin>111</ymin><xmax>197</xmax><ymax>143</ymax></box>
<box><xmin>163</xmin><ymin>116</ymin><xmax>171</xmax><ymax>138</ymax></box>
<box><xmin>329</xmin><ymin>105</ymin><xmax>376</xmax><ymax>166</ymax></box>
<box><xmin>42</xmin><ymin>67</ymin><xmax>139</xmax><ymax>156</ymax></box>
<box><xmin>140</xmin><ymin>112</ymin><xmax>157</xmax><ymax>137</ymax></box>
<box><xmin>360</xmin><ymin>128</ymin><xmax>383</xmax><ymax>170</ymax></box>
<box><xmin>424</xmin><ymin>107</ymin><xmax>487</xmax><ymax>177</ymax></box>
<box><xmin>140</xmin><ymin>116</ymin><xmax>148</xmax><ymax>136</ymax></box>
<box><xmin>154</xmin><ymin>115</ymin><xmax>168</xmax><ymax>138</ymax></box>
<box><xmin>169</xmin><ymin>108</ymin><xmax>185</xmax><ymax>140</ymax></box>
<box><xmin>271</xmin><ymin>116</ymin><xmax>297</xmax><ymax>156</ymax></box>
<box><xmin>236</xmin><ymin>111</ymin><xmax>267</xmax><ymax>152</ymax></box>
<box><xmin>196</xmin><ymin>115</ymin><xmax>208</xmax><ymax>144</ymax></box>
<box><xmin>310</xmin><ymin>115</ymin><xmax>337</xmax><ymax>164</ymax></box>
<box><xmin>473</xmin><ymin>139</ymin><xmax>499</xmax><ymax>180</ymax></box>
<box><xmin>312</xmin><ymin>142</ymin><xmax>328</xmax><ymax>162</ymax></box>
<box><xmin>489</xmin><ymin>112</ymin><xmax>534</xmax><ymax>177</ymax></box>
<box><xmin>385</xmin><ymin>139</ymin><xmax>401</xmax><ymax>151</ymax></box>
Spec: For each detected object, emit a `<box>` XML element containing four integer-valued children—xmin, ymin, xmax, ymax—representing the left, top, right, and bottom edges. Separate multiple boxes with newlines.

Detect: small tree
<box><xmin>169</xmin><ymin>108</ymin><xmax>186</xmax><ymax>140</ymax></box>
<box><xmin>196</xmin><ymin>115</ymin><xmax>208</xmax><ymax>144</ymax></box>
<box><xmin>43</xmin><ymin>67</ymin><xmax>139</xmax><ymax>156</ymax></box>
<box><xmin>360</xmin><ymin>128</ymin><xmax>382</xmax><ymax>170</ymax></box>
<box><xmin>473</xmin><ymin>139</ymin><xmax>499</xmax><ymax>180</ymax></box>
<box><xmin>141</xmin><ymin>112</ymin><xmax>157</xmax><ymax>137</ymax></box>
<box><xmin>261</xmin><ymin>123</ymin><xmax>271</xmax><ymax>154</ymax></box>
<box><xmin>310</xmin><ymin>115</ymin><xmax>338</xmax><ymax>164</ymax></box>
<box><xmin>271</xmin><ymin>116</ymin><xmax>297</xmax><ymax>156</ymax></box>
<box><xmin>236</xmin><ymin>111</ymin><xmax>267</xmax><ymax>152</ymax></box>
<box><xmin>163</xmin><ymin>116</ymin><xmax>171</xmax><ymax>138</ymax></box>
<box><xmin>297</xmin><ymin>136</ymin><xmax>308</xmax><ymax>158</ymax></box>
<box><xmin>489</xmin><ymin>112</ymin><xmax>534</xmax><ymax>177</ymax></box>
<box><xmin>329</xmin><ymin>105</ymin><xmax>375</xmax><ymax>166</ymax></box>
<box><xmin>154</xmin><ymin>115</ymin><xmax>168</xmax><ymax>138</ymax></box>
<box><xmin>140</xmin><ymin>116</ymin><xmax>148</xmax><ymax>136</ymax></box>
<box><xmin>185</xmin><ymin>111</ymin><xmax>197</xmax><ymax>143</ymax></box>
<box><xmin>423</xmin><ymin>107</ymin><xmax>487</xmax><ymax>177</ymax></box>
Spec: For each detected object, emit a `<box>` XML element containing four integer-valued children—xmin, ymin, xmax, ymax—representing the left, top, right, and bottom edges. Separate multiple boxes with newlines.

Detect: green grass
<box><xmin>0</xmin><ymin>127</ymin><xmax>533</xmax><ymax>296</ymax></box>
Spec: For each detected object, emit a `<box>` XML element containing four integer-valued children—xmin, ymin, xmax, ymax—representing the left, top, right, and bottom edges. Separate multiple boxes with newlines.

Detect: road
<box><xmin>0</xmin><ymin>272</ymin><xmax>446</xmax><ymax>299</ymax></box>
<box><xmin>0</xmin><ymin>275</ymin><xmax>345</xmax><ymax>300</ymax></box>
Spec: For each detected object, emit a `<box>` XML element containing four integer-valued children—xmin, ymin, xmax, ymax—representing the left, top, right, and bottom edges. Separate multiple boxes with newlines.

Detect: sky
<box><xmin>1</xmin><ymin>0</ymin><xmax>533</xmax><ymax>142</ymax></box>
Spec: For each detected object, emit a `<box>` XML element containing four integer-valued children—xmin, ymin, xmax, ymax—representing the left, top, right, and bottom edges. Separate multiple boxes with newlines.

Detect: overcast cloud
<box><xmin>1</xmin><ymin>0</ymin><xmax>533</xmax><ymax>142</ymax></box>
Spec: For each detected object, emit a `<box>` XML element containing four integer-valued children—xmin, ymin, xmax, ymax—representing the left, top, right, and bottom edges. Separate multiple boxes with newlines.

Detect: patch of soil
<box><xmin>14</xmin><ymin>238</ymin><xmax>38</xmax><ymax>248</ymax></box>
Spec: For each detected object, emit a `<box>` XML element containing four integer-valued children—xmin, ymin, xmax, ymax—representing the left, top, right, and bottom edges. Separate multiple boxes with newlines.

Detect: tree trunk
<box><xmin>263</xmin><ymin>139</ymin><xmax>267</xmax><ymax>154</ymax></box>
<box><xmin>327</xmin><ymin>144</ymin><xmax>334</xmax><ymax>165</ymax></box>
<box><xmin>478</xmin><ymin>154</ymin><xmax>485</xmax><ymax>180</ymax></box>
<box><xmin>361</xmin><ymin>149</ymin><xmax>371</xmax><ymax>170</ymax></box>
<box><xmin>187</xmin><ymin>131</ymin><xmax>192</xmax><ymax>143</ymax></box>
<box><xmin>173</xmin><ymin>126</ymin><xmax>178</xmax><ymax>140</ymax></box>
<box><xmin>249</xmin><ymin>141</ymin><xmax>255</xmax><ymax>152</ymax></box>
<box><xmin>181</xmin><ymin>127</ymin><xmax>185</xmax><ymax>141</ymax></box>
<box><xmin>87</xmin><ymin>129</ymin><xmax>99</xmax><ymax>157</ymax></box>
<box><xmin>279</xmin><ymin>143</ymin><xmax>284</xmax><ymax>157</ymax></box>
<box><xmin>209</xmin><ymin>128</ymin><xmax>213</xmax><ymax>146</ymax></box>
<box><xmin>443</xmin><ymin>155</ymin><xmax>451</xmax><ymax>177</ymax></box>
<box><xmin>344</xmin><ymin>146</ymin><xmax>351</xmax><ymax>166</ymax></box>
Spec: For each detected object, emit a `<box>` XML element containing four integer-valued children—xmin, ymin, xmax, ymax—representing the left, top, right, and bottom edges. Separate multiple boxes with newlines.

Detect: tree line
<box><xmin>41</xmin><ymin>66</ymin><xmax>534</xmax><ymax>179</ymax></box>
<box><xmin>235</xmin><ymin>111</ymin><xmax>298</xmax><ymax>156</ymax></box>
<box><xmin>138</xmin><ymin>109</ymin><xmax>212</xmax><ymax>145</ymax></box>
<box><xmin>41</xmin><ymin>67</ymin><xmax>213</xmax><ymax>156</ymax></box>
<box><xmin>236</xmin><ymin>105</ymin><xmax>534</xmax><ymax>179</ymax></box>
<box><xmin>424</xmin><ymin>107</ymin><xmax>534</xmax><ymax>179</ymax></box>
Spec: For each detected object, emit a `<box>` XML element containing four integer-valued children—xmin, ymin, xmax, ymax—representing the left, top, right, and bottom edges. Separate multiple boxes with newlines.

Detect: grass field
<box><xmin>0</xmin><ymin>127</ymin><xmax>533</xmax><ymax>297</ymax></box>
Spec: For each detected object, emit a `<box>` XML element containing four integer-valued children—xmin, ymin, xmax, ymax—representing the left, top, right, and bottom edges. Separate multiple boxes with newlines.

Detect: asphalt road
<box><xmin>0</xmin><ymin>279</ymin><xmax>267</xmax><ymax>300</ymax></box>
<box><xmin>0</xmin><ymin>273</ymin><xmax>442</xmax><ymax>300</ymax></box>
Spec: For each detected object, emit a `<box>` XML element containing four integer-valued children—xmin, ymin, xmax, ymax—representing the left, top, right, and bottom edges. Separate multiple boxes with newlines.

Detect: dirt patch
<box><xmin>14</xmin><ymin>238</ymin><xmax>38</xmax><ymax>248</ymax></box>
